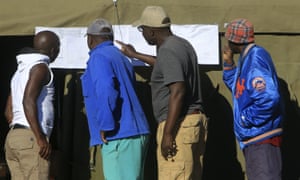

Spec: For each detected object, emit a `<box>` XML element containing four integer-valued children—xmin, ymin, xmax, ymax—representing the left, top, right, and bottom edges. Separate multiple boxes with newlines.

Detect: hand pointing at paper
<box><xmin>115</xmin><ymin>40</ymin><xmax>156</xmax><ymax>66</ymax></box>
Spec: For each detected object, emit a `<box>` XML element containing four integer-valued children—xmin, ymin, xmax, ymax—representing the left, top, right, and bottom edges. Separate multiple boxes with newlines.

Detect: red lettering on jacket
<box><xmin>235</xmin><ymin>78</ymin><xmax>245</xmax><ymax>98</ymax></box>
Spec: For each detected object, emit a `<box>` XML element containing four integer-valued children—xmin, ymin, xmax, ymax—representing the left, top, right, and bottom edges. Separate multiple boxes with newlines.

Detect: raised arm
<box><xmin>115</xmin><ymin>40</ymin><xmax>156</xmax><ymax>66</ymax></box>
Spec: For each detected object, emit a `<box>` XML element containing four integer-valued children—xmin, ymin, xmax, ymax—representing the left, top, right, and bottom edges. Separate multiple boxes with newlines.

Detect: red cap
<box><xmin>225</xmin><ymin>18</ymin><xmax>254</xmax><ymax>44</ymax></box>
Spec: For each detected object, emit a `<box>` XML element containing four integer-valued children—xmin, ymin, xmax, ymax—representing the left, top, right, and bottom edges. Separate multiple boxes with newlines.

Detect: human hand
<box><xmin>7</xmin><ymin>118</ymin><xmax>12</xmax><ymax>125</ymax></box>
<box><xmin>100</xmin><ymin>131</ymin><xmax>108</xmax><ymax>144</ymax></box>
<box><xmin>223</xmin><ymin>45</ymin><xmax>234</xmax><ymax>65</ymax></box>
<box><xmin>115</xmin><ymin>40</ymin><xmax>138</xmax><ymax>58</ymax></box>
<box><xmin>161</xmin><ymin>134</ymin><xmax>177</xmax><ymax>161</ymax></box>
<box><xmin>37</xmin><ymin>136</ymin><xmax>52</xmax><ymax>160</ymax></box>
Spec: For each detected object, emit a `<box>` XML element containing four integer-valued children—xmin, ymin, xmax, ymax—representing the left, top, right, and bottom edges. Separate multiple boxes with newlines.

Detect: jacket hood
<box><xmin>16</xmin><ymin>53</ymin><xmax>50</xmax><ymax>72</ymax></box>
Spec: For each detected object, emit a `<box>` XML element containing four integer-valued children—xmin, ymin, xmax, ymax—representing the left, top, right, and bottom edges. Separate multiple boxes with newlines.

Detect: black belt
<box><xmin>188</xmin><ymin>109</ymin><xmax>203</xmax><ymax>115</ymax></box>
<box><xmin>11</xmin><ymin>124</ymin><xmax>29</xmax><ymax>130</ymax></box>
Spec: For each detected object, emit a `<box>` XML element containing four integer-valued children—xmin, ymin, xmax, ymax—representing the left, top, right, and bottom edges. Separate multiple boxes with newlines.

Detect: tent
<box><xmin>1</xmin><ymin>0</ymin><xmax>300</xmax><ymax>179</ymax></box>
<box><xmin>1</xmin><ymin>0</ymin><xmax>300</xmax><ymax>35</ymax></box>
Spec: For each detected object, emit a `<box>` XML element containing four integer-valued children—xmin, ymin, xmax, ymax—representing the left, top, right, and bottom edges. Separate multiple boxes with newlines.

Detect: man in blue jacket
<box><xmin>223</xmin><ymin>18</ymin><xmax>284</xmax><ymax>180</ymax></box>
<box><xmin>81</xmin><ymin>18</ymin><xmax>150</xmax><ymax>180</ymax></box>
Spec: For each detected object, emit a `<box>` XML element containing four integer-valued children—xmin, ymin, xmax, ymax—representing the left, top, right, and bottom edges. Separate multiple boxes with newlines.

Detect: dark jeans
<box><xmin>244</xmin><ymin>143</ymin><xmax>282</xmax><ymax>180</ymax></box>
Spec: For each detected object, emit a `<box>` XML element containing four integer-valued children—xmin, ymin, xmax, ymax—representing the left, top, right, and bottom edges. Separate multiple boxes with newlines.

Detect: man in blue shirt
<box><xmin>81</xmin><ymin>18</ymin><xmax>150</xmax><ymax>180</ymax></box>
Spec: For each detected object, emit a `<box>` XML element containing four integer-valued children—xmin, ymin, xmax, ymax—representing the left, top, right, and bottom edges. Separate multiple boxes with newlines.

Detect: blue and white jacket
<box><xmin>223</xmin><ymin>44</ymin><xmax>284</xmax><ymax>149</ymax></box>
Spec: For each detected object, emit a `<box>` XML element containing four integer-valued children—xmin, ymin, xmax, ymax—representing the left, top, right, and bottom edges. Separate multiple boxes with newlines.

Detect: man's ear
<box><xmin>87</xmin><ymin>35</ymin><xmax>94</xmax><ymax>49</ymax></box>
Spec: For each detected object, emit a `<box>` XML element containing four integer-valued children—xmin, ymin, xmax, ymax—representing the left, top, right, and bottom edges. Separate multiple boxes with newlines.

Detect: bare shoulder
<box><xmin>29</xmin><ymin>63</ymin><xmax>51</xmax><ymax>85</ymax></box>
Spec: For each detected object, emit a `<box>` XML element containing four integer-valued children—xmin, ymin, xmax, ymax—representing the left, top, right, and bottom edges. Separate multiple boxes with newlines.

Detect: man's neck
<box><xmin>239</xmin><ymin>43</ymin><xmax>255</xmax><ymax>58</ymax></box>
<box><xmin>156</xmin><ymin>32</ymin><xmax>172</xmax><ymax>47</ymax></box>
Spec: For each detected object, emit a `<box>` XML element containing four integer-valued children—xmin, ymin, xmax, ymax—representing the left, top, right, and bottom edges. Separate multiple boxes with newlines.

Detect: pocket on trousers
<box><xmin>182</xmin><ymin>118</ymin><xmax>200</xmax><ymax>144</ymax></box>
<box><xmin>200</xmin><ymin>114</ymin><xmax>209</xmax><ymax>132</ymax></box>
<box><xmin>9</xmin><ymin>135</ymin><xmax>34</xmax><ymax>150</ymax></box>
<box><xmin>159</xmin><ymin>163</ymin><xmax>184</xmax><ymax>179</ymax></box>
<box><xmin>199</xmin><ymin>114</ymin><xmax>209</xmax><ymax>142</ymax></box>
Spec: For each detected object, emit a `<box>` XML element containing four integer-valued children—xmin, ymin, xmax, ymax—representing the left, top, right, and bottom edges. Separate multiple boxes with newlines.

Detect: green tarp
<box><xmin>1</xmin><ymin>0</ymin><xmax>300</xmax><ymax>35</ymax></box>
<box><xmin>1</xmin><ymin>1</ymin><xmax>300</xmax><ymax>179</ymax></box>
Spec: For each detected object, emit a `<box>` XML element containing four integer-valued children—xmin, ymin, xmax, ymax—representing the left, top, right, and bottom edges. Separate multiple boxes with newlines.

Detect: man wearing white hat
<box><xmin>118</xmin><ymin>6</ymin><xmax>209</xmax><ymax>180</ymax></box>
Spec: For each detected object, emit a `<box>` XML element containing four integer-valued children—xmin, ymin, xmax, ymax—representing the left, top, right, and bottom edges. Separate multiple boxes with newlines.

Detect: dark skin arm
<box><xmin>161</xmin><ymin>81</ymin><xmax>186</xmax><ymax>160</ymax></box>
<box><xmin>116</xmin><ymin>39</ymin><xmax>183</xmax><ymax>159</ymax></box>
<box><xmin>115</xmin><ymin>40</ymin><xmax>156</xmax><ymax>66</ymax></box>
<box><xmin>23</xmin><ymin>63</ymin><xmax>52</xmax><ymax>160</ymax></box>
<box><xmin>4</xmin><ymin>93</ymin><xmax>13</xmax><ymax>125</ymax></box>
<box><xmin>100</xmin><ymin>131</ymin><xmax>108</xmax><ymax>144</ymax></box>
<box><xmin>223</xmin><ymin>45</ymin><xmax>234</xmax><ymax>65</ymax></box>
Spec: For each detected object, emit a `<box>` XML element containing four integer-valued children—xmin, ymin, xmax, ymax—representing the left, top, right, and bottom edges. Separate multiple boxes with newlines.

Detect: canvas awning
<box><xmin>1</xmin><ymin>0</ymin><xmax>300</xmax><ymax>36</ymax></box>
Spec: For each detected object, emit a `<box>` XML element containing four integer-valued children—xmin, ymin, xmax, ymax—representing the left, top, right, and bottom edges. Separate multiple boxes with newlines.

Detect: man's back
<box><xmin>11</xmin><ymin>52</ymin><xmax>54</xmax><ymax>136</ymax></box>
<box><xmin>82</xmin><ymin>41</ymin><xmax>149</xmax><ymax>145</ymax></box>
<box><xmin>151</xmin><ymin>35</ymin><xmax>203</xmax><ymax>122</ymax></box>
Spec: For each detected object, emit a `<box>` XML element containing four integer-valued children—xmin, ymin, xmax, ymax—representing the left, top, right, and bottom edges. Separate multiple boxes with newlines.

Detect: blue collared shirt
<box><xmin>81</xmin><ymin>41</ymin><xmax>150</xmax><ymax>146</ymax></box>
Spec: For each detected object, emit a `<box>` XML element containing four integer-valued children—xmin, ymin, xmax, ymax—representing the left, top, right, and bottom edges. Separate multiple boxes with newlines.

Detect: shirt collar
<box><xmin>89</xmin><ymin>41</ymin><xmax>113</xmax><ymax>55</ymax></box>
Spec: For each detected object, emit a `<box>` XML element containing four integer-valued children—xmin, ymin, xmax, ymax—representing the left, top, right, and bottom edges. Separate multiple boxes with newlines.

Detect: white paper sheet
<box><xmin>35</xmin><ymin>24</ymin><xmax>219</xmax><ymax>69</ymax></box>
